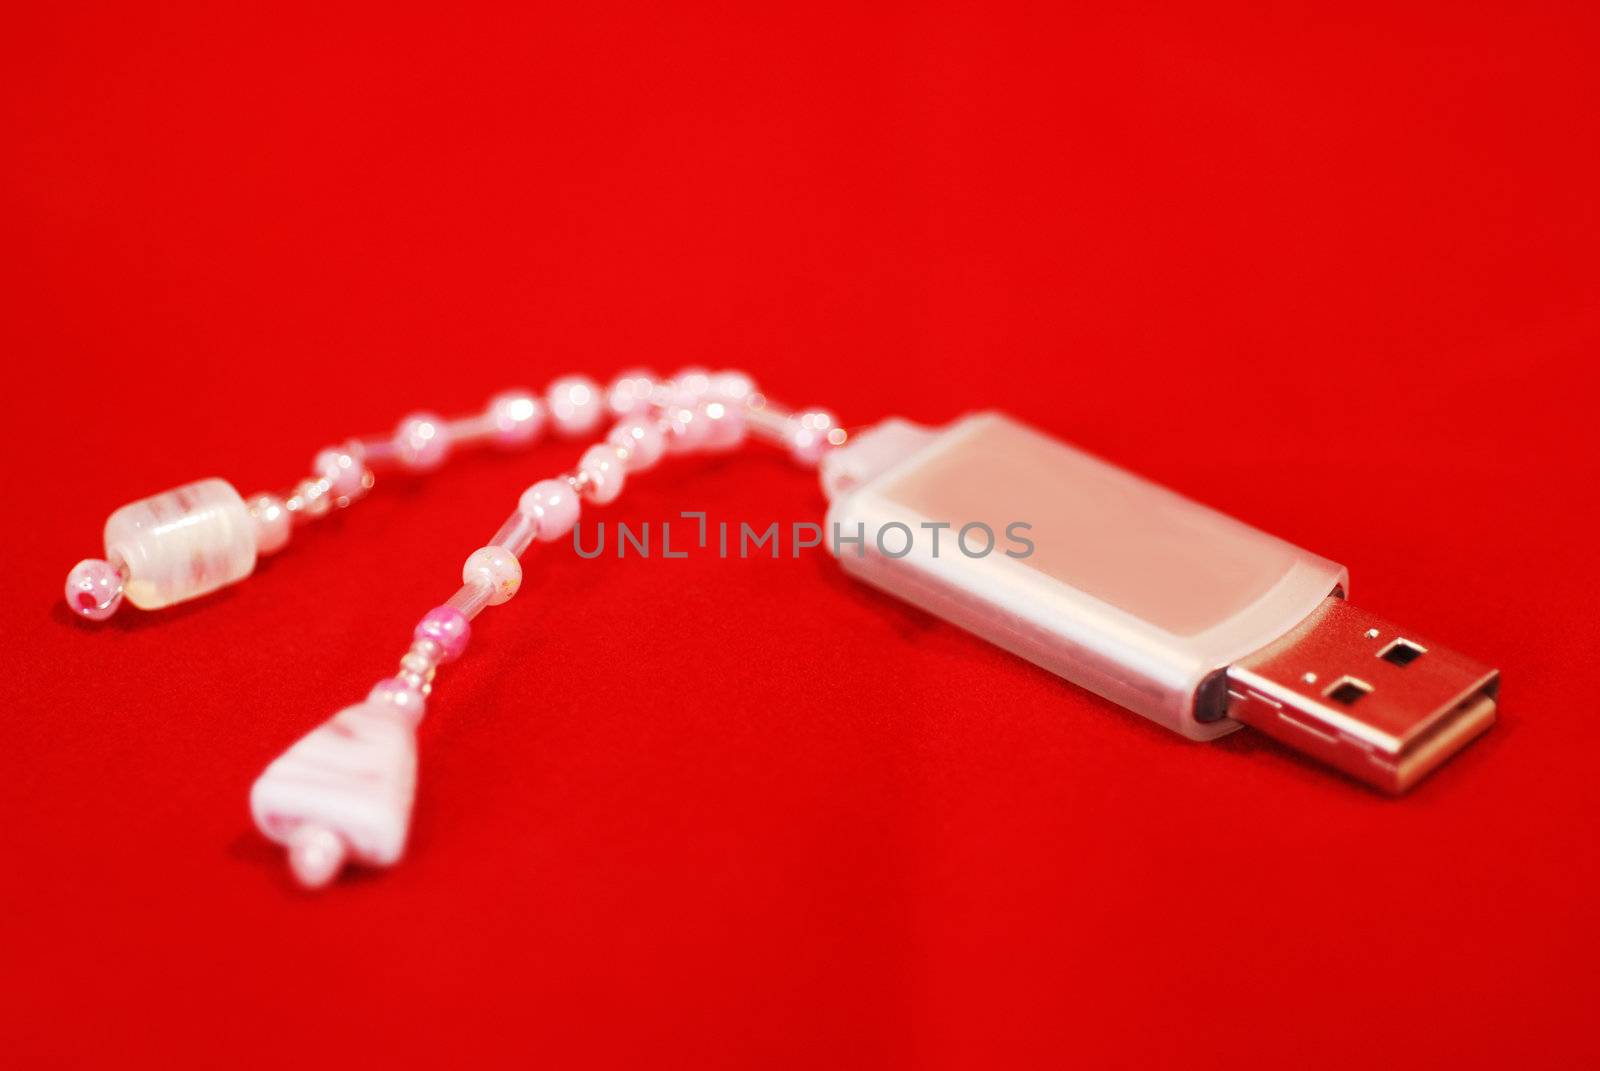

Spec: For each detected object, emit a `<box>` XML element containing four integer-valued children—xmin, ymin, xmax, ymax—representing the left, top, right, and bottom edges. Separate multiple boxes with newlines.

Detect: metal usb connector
<box><xmin>1226</xmin><ymin>597</ymin><xmax>1498</xmax><ymax>793</ymax></box>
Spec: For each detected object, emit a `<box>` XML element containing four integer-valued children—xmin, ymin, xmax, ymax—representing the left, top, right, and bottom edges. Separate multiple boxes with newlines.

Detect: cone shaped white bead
<box><xmin>250</xmin><ymin>701</ymin><xmax>419</xmax><ymax>883</ymax></box>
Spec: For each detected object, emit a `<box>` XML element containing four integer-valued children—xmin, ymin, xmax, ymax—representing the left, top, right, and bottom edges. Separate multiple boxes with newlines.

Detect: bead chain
<box><xmin>379</xmin><ymin>368</ymin><xmax>842</xmax><ymax>701</ymax></box>
<box><xmin>64</xmin><ymin>370</ymin><xmax>841</xmax><ymax>621</ymax></box>
<box><xmin>257</xmin><ymin>368</ymin><xmax>843</xmax><ymax>885</ymax></box>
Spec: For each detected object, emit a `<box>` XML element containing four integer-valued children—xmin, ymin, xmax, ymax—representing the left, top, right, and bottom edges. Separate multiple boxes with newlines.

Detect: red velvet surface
<box><xmin>4</xmin><ymin>4</ymin><xmax>1597</xmax><ymax>1066</ymax></box>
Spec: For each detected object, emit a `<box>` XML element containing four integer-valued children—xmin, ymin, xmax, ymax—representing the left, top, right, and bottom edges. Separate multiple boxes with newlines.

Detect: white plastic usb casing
<box><xmin>820</xmin><ymin>412</ymin><xmax>1496</xmax><ymax>790</ymax></box>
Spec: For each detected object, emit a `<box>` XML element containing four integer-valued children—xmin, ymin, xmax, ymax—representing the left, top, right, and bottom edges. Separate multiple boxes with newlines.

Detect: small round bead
<box><xmin>701</xmin><ymin>400</ymin><xmax>746</xmax><ymax>451</ymax></box>
<box><xmin>64</xmin><ymin>558</ymin><xmax>124</xmax><ymax>621</ymax></box>
<box><xmin>287</xmin><ymin>823</ymin><xmax>347</xmax><ymax>889</ymax></box>
<box><xmin>488</xmin><ymin>390</ymin><xmax>544</xmax><ymax>449</ymax></box>
<box><xmin>711</xmin><ymin>370</ymin><xmax>755</xmax><ymax>403</ymax></box>
<box><xmin>394</xmin><ymin>412</ymin><xmax>451</xmax><ymax>471</ymax></box>
<box><xmin>546</xmin><ymin>376</ymin><xmax>603</xmax><ymax>437</ymax></box>
<box><xmin>397</xmin><ymin>669</ymin><xmax>430</xmax><ymax>694</ymax></box>
<box><xmin>368</xmin><ymin>677</ymin><xmax>428</xmax><ymax>726</ymax></box>
<box><xmin>672</xmin><ymin>366</ymin><xmax>713</xmax><ymax>402</ymax></box>
<box><xmin>608</xmin><ymin>418</ymin><xmax>665</xmax><ymax>471</ymax></box>
<box><xmin>292</xmin><ymin>477</ymin><xmax>332</xmax><ymax>519</ymax></box>
<box><xmin>414</xmin><ymin>606</ymin><xmax>470</xmax><ymax>663</ymax></box>
<box><xmin>578</xmin><ymin>444</ymin><xmax>628</xmax><ymax>505</ymax></box>
<box><xmin>518</xmin><ymin>478</ymin><xmax>581</xmax><ymax>541</ymax></box>
<box><xmin>399</xmin><ymin>649</ymin><xmax>436</xmax><ymax>677</ymax></box>
<box><xmin>311</xmin><ymin>443</ymin><xmax>366</xmax><ymax>499</ymax></box>
<box><xmin>247</xmin><ymin>493</ymin><xmax>291</xmax><ymax>555</ymax></box>
<box><xmin>664</xmin><ymin>405</ymin><xmax>709</xmax><ymax>454</ymax></box>
<box><xmin>606</xmin><ymin>369</ymin><xmax>658</xmax><ymax>418</ymax></box>
<box><xmin>788</xmin><ymin>409</ymin><xmax>839</xmax><ymax>465</ymax></box>
<box><xmin>463</xmin><ymin>546</ymin><xmax>522</xmax><ymax>605</ymax></box>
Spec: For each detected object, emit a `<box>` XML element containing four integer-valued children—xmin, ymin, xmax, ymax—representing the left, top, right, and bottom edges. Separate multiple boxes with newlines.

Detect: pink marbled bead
<box><xmin>312</xmin><ymin>442</ymin><xmax>367</xmax><ymax>499</ymax></box>
<box><xmin>518</xmin><ymin>478</ymin><xmax>581</xmax><ymax>542</ymax></box>
<box><xmin>578</xmin><ymin>444</ymin><xmax>628</xmax><ymax>504</ymax></box>
<box><xmin>488</xmin><ymin>390</ymin><xmax>544</xmax><ymax>448</ymax></box>
<box><xmin>104</xmin><ymin>479</ymin><xmax>256</xmax><ymax>609</ymax></box>
<box><xmin>394</xmin><ymin>413</ymin><xmax>451</xmax><ymax>471</ymax></box>
<box><xmin>608</xmin><ymin>418</ymin><xmax>665</xmax><ymax>471</ymax></box>
<box><xmin>414</xmin><ymin>606</ymin><xmax>471</xmax><ymax>663</ymax></box>
<box><xmin>546</xmin><ymin>376</ymin><xmax>603</xmax><ymax>437</ymax></box>
<box><xmin>65</xmin><ymin>558</ymin><xmax>124</xmax><ymax>621</ymax></box>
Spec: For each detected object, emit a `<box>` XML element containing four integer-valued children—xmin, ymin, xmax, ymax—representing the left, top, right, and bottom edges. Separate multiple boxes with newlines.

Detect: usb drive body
<box><xmin>821</xmin><ymin>413</ymin><xmax>1496</xmax><ymax>791</ymax></box>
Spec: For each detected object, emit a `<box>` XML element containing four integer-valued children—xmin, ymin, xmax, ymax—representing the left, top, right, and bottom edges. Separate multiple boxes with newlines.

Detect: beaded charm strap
<box><xmin>66</xmin><ymin>368</ymin><xmax>842</xmax><ymax>887</ymax></box>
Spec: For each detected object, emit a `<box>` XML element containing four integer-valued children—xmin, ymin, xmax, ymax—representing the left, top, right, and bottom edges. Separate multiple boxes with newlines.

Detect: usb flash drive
<box><xmin>820</xmin><ymin>413</ymin><xmax>1497</xmax><ymax>792</ymax></box>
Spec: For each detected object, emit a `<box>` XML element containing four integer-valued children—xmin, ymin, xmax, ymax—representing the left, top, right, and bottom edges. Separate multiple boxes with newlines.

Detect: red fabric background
<box><xmin>3</xmin><ymin>3</ymin><xmax>1597</xmax><ymax>1066</ymax></box>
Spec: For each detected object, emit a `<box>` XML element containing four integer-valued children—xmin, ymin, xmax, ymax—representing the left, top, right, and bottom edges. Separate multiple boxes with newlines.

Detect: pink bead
<box><xmin>578</xmin><ymin>444</ymin><xmax>628</xmax><ymax>504</ymax></box>
<box><xmin>394</xmin><ymin>413</ymin><xmax>451</xmax><ymax>471</ymax></box>
<box><xmin>701</xmin><ymin>400</ymin><xmax>745</xmax><ymax>451</ymax></box>
<box><xmin>414</xmin><ymin>606</ymin><xmax>471</xmax><ymax>663</ymax></box>
<box><xmin>462</xmin><ymin>546</ymin><xmax>521</xmax><ymax>605</ymax></box>
<box><xmin>788</xmin><ymin>409</ymin><xmax>839</xmax><ymax>465</ymax></box>
<box><xmin>518</xmin><ymin>478</ymin><xmax>581</xmax><ymax>542</ymax></box>
<box><xmin>606</xmin><ymin>369</ymin><xmax>658</xmax><ymax>418</ymax></box>
<box><xmin>292</xmin><ymin>477</ymin><xmax>331</xmax><ymax>518</ymax></box>
<box><xmin>488</xmin><ymin>390</ymin><xmax>544</xmax><ymax>448</ymax></box>
<box><xmin>711</xmin><ymin>370</ymin><xmax>755</xmax><ymax>403</ymax></box>
<box><xmin>312</xmin><ymin>442</ymin><xmax>367</xmax><ymax>499</ymax></box>
<box><xmin>608</xmin><ymin>418</ymin><xmax>665</xmax><ymax>471</ymax></box>
<box><xmin>247</xmin><ymin>493</ymin><xmax>292</xmax><ymax>555</ymax></box>
<box><xmin>65</xmin><ymin>558</ymin><xmax>124</xmax><ymax>621</ymax></box>
<box><xmin>367</xmin><ymin>677</ymin><xmax>427</xmax><ymax>726</ymax></box>
<box><xmin>546</xmin><ymin>376</ymin><xmax>603</xmax><ymax>437</ymax></box>
<box><xmin>672</xmin><ymin>367</ymin><xmax>713</xmax><ymax>401</ymax></box>
<box><xmin>664</xmin><ymin>404</ymin><xmax>709</xmax><ymax>454</ymax></box>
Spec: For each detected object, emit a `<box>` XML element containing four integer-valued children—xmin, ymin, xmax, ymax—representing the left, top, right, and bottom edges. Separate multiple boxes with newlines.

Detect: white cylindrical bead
<box><xmin>445</xmin><ymin>580</ymin><xmax>495</xmax><ymax>620</ymax></box>
<box><xmin>444</xmin><ymin>415</ymin><xmax>496</xmax><ymax>447</ymax></box>
<box><xmin>490</xmin><ymin>510</ymin><xmax>539</xmax><ymax>557</ymax></box>
<box><xmin>103</xmin><ymin>478</ymin><xmax>258</xmax><ymax>610</ymax></box>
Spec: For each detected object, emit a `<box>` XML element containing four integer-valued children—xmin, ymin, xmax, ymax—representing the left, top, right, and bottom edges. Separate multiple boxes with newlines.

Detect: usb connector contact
<box><xmin>1227</xmin><ymin>597</ymin><xmax>1498</xmax><ymax>793</ymax></box>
